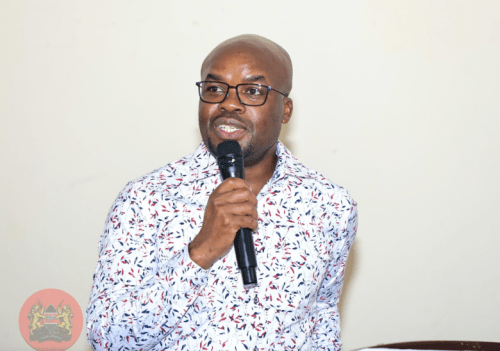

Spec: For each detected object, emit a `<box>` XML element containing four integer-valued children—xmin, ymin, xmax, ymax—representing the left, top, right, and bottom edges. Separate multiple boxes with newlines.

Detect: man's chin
<box><xmin>206</xmin><ymin>137</ymin><xmax>253</xmax><ymax>158</ymax></box>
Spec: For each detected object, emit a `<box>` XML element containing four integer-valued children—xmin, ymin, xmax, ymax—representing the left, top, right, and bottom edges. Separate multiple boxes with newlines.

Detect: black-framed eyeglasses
<box><xmin>196</xmin><ymin>81</ymin><xmax>288</xmax><ymax>106</ymax></box>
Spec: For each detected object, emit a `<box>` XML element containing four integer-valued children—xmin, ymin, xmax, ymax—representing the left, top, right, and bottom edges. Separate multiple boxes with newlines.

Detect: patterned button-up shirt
<box><xmin>86</xmin><ymin>141</ymin><xmax>357</xmax><ymax>351</ymax></box>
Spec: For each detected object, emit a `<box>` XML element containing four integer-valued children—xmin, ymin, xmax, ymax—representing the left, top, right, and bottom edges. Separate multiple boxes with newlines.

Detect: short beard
<box><xmin>206</xmin><ymin>136</ymin><xmax>254</xmax><ymax>160</ymax></box>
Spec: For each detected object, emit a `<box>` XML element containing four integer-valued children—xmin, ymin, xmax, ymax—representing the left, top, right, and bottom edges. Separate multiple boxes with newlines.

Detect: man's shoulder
<box><xmin>282</xmin><ymin>148</ymin><xmax>354</xmax><ymax>204</ymax></box>
<box><xmin>120</xmin><ymin>151</ymin><xmax>198</xmax><ymax>196</ymax></box>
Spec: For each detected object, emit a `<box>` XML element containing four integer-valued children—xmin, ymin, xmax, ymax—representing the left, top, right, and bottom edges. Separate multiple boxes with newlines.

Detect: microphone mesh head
<box><xmin>216</xmin><ymin>140</ymin><xmax>241</xmax><ymax>156</ymax></box>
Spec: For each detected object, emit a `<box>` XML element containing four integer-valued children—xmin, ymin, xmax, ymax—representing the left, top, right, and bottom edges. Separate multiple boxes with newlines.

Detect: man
<box><xmin>87</xmin><ymin>34</ymin><xmax>357</xmax><ymax>351</ymax></box>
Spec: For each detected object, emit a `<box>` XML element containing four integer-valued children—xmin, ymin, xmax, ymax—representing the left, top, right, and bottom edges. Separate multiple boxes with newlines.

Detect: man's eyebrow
<box><xmin>244</xmin><ymin>75</ymin><xmax>267</xmax><ymax>83</ymax></box>
<box><xmin>204</xmin><ymin>73</ymin><xmax>268</xmax><ymax>83</ymax></box>
<box><xmin>205</xmin><ymin>73</ymin><xmax>224</xmax><ymax>81</ymax></box>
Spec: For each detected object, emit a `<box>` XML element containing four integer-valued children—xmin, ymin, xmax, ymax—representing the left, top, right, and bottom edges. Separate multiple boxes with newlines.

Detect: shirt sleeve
<box><xmin>312</xmin><ymin>192</ymin><xmax>358</xmax><ymax>350</ymax></box>
<box><xmin>86</xmin><ymin>183</ymin><xmax>209</xmax><ymax>351</ymax></box>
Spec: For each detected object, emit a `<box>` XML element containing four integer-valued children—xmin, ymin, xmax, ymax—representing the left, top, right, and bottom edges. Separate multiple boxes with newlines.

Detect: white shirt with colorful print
<box><xmin>86</xmin><ymin>141</ymin><xmax>358</xmax><ymax>351</ymax></box>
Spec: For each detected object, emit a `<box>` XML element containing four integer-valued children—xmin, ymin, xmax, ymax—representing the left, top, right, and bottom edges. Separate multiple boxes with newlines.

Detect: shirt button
<box><xmin>254</xmin><ymin>296</ymin><xmax>259</xmax><ymax>304</ymax></box>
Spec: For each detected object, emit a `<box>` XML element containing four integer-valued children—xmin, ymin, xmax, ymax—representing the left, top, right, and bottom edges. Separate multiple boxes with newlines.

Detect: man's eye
<box><xmin>206</xmin><ymin>85</ymin><xmax>225</xmax><ymax>94</ymax></box>
<box><xmin>244</xmin><ymin>86</ymin><xmax>263</xmax><ymax>95</ymax></box>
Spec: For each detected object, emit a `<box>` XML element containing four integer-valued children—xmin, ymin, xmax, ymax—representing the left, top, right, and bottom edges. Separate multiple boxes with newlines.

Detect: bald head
<box><xmin>201</xmin><ymin>34</ymin><xmax>293</xmax><ymax>94</ymax></box>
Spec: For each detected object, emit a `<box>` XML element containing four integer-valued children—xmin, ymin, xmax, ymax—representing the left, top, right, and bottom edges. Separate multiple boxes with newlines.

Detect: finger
<box><xmin>216</xmin><ymin>188</ymin><xmax>258</xmax><ymax>206</ymax></box>
<box><xmin>221</xmin><ymin>202</ymin><xmax>258</xmax><ymax>217</ymax></box>
<box><xmin>227</xmin><ymin>215</ymin><xmax>258</xmax><ymax>232</ymax></box>
<box><xmin>236</xmin><ymin>215</ymin><xmax>259</xmax><ymax>231</ymax></box>
<box><xmin>216</xmin><ymin>178</ymin><xmax>251</xmax><ymax>194</ymax></box>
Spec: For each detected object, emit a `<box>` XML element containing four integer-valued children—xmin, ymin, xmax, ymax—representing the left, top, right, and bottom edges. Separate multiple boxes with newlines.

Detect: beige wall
<box><xmin>1</xmin><ymin>1</ymin><xmax>499</xmax><ymax>350</ymax></box>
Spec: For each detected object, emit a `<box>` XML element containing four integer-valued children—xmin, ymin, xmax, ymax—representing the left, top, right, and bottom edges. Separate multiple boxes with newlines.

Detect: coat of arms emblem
<box><xmin>19</xmin><ymin>288</ymin><xmax>83</xmax><ymax>351</ymax></box>
<box><xmin>28</xmin><ymin>300</ymin><xmax>74</xmax><ymax>342</ymax></box>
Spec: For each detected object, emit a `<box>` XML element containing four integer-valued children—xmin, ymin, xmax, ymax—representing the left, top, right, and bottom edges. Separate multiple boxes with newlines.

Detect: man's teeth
<box><xmin>220</xmin><ymin>125</ymin><xmax>240</xmax><ymax>132</ymax></box>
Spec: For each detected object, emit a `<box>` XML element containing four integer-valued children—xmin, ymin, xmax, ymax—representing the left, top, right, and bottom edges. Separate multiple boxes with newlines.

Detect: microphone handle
<box><xmin>234</xmin><ymin>228</ymin><xmax>258</xmax><ymax>289</ymax></box>
<box><xmin>216</xmin><ymin>152</ymin><xmax>258</xmax><ymax>289</ymax></box>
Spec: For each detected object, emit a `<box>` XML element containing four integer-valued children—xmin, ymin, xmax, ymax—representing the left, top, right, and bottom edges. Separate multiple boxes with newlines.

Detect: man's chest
<box><xmin>148</xmin><ymin>181</ymin><xmax>341</xmax><ymax>343</ymax></box>
<box><xmin>155</xmin><ymin>185</ymin><xmax>337</xmax><ymax>294</ymax></box>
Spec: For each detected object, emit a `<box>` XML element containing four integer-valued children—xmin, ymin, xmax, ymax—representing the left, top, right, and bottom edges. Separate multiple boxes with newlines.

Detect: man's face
<box><xmin>198</xmin><ymin>45</ymin><xmax>292</xmax><ymax>166</ymax></box>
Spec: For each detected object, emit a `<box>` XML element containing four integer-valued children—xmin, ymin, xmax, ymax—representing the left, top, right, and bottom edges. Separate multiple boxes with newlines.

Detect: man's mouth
<box><xmin>215</xmin><ymin>123</ymin><xmax>245</xmax><ymax>139</ymax></box>
<box><xmin>219</xmin><ymin>125</ymin><xmax>241</xmax><ymax>133</ymax></box>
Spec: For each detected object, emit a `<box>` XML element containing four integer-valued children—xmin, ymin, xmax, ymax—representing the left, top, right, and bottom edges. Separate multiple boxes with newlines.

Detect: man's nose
<box><xmin>219</xmin><ymin>87</ymin><xmax>245</xmax><ymax>112</ymax></box>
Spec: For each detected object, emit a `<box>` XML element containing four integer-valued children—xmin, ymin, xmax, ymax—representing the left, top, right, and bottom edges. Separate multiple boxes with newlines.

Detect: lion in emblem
<box><xmin>56</xmin><ymin>304</ymin><xmax>73</xmax><ymax>335</ymax></box>
<box><xmin>28</xmin><ymin>304</ymin><xmax>45</xmax><ymax>335</ymax></box>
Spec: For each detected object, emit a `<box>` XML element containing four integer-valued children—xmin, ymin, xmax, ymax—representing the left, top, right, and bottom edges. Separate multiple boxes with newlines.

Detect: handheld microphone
<box><xmin>216</xmin><ymin>140</ymin><xmax>258</xmax><ymax>289</ymax></box>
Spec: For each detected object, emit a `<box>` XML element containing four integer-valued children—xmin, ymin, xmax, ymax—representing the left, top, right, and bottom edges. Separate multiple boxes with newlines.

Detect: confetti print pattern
<box><xmin>86</xmin><ymin>142</ymin><xmax>357</xmax><ymax>351</ymax></box>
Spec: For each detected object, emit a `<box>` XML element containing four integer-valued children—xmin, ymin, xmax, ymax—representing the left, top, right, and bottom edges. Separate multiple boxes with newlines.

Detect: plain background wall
<box><xmin>1</xmin><ymin>1</ymin><xmax>499</xmax><ymax>350</ymax></box>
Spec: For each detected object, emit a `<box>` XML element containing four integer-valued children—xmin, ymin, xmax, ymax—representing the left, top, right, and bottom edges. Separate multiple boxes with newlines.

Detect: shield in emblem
<box><xmin>44</xmin><ymin>304</ymin><xmax>58</xmax><ymax>326</ymax></box>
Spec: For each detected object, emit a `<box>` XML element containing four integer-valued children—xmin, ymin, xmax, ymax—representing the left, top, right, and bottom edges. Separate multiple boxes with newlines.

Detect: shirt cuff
<box><xmin>165</xmin><ymin>245</ymin><xmax>209</xmax><ymax>292</ymax></box>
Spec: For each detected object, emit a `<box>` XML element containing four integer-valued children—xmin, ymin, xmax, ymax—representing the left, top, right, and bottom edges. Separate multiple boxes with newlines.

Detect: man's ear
<box><xmin>282</xmin><ymin>97</ymin><xmax>293</xmax><ymax>124</ymax></box>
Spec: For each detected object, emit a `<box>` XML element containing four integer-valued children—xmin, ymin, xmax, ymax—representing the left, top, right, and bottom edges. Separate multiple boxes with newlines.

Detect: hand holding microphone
<box><xmin>188</xmin><ymin>141</ymin><xmax>258</xmax><ymax>288</ymax></box>
<box><xmin>215</xmin><ymin>141</ymin><xmax>258</xmax><ymax>288</ymax></box>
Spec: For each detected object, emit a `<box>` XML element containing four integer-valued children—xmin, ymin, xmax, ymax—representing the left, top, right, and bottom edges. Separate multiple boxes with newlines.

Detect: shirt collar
<box><xmin>188</xmin><ymin>141</ymin><xmax>293</xmax><ymax>185</ymax></box>
<box><xmin>188</xmin><ymin>142</ymin><xmax>220</xmax><ymax>181</ymax></box>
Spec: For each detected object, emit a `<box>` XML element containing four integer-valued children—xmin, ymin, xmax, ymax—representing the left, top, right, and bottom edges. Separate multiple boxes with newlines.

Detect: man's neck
<box><xmin>244</xmin><ymin>146</ymin><xmax>279</xmax><ymax>197</ymax></box>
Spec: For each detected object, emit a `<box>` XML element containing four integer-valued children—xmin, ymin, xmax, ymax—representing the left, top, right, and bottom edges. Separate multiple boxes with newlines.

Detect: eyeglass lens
<box><xmin>198</xmin><ymin>82</ymin><xmax>268</xmax><ymax>105</ymax></box>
